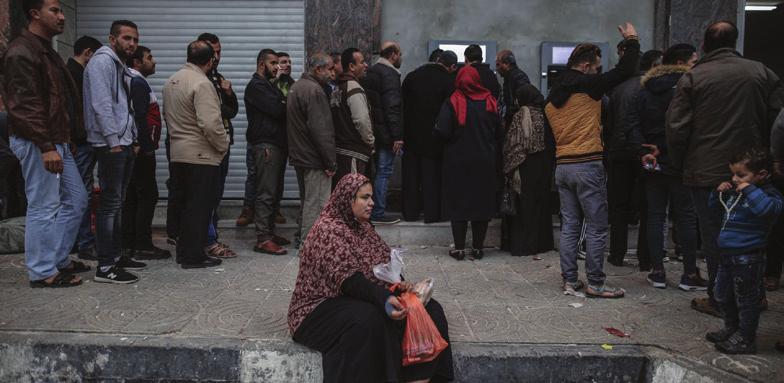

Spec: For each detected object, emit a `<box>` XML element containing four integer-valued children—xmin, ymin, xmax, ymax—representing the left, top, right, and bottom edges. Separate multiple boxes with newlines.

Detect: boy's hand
<box><xmin>717</xmin><ymin>182</ymin><xmax>734</xmax><ymax>192</ymax></box>
<box><xmin>735</xmin><ymin>182</ymin><xmax>751</xmax><ymax>192</ymax></box>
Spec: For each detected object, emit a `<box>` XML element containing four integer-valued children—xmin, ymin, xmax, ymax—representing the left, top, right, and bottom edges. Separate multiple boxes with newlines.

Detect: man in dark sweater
<box><xmin>706</xmin><ymin>149</ymin><xmax>783</xmax><ymax>354</ymax></box>
<box><xmin>245</xmin><ymin>48</ymin><xmax>290</xmax><ymax>255</ymax></box>
<box><xmin>464</xmin><ymin>44</ymin><xmax>500</xmax><ymax>100</ymax></box>
<box><xmin>66</xmin><ymin>35</ymin><xmax>101</xmax><ymax>260</ymax></box>
<box><xmin>400</xmin><ymin>50</ymin><xmax>457</xmax><ymax>222</ymax></box>
<box><xmin>495</xmin><ymin>49</ymin><xmax>530</xmax><ymax>128</ymax></box>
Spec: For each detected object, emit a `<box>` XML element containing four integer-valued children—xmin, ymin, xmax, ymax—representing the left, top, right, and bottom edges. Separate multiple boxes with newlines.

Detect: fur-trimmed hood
<box><xmin>640</xmin><ymin>65</ymin><xmax>689</xmax><ymax>94</ymax></box>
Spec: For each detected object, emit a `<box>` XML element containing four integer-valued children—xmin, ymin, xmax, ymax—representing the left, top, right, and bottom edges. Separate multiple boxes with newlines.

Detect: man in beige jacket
<box><xmin>163</xmin><ymin>40</ymin><xmax>229</xmax><ymax>269</ymax></box>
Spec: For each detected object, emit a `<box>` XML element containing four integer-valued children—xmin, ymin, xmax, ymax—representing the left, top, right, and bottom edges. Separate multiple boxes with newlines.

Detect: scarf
<box><xmin>288</xmin><ymin>173</ymin><xmax>392</xmax><ymax>334</ymax></box>
<box><xmin>449</xmin><ymin>65</ymin><xmax>498</xmax><ymax>127</ymax></box>
<box><xmin>503</xmin><ymin>84</ymin><xmax>547</xmax><ymax>193</ymax></box>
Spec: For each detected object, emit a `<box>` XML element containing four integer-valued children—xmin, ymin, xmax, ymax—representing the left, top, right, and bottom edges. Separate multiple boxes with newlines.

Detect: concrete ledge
<box><xmin>0</xmin><ymin>332</ymin><xmax>751</xmax><ymax>382</ymax></box>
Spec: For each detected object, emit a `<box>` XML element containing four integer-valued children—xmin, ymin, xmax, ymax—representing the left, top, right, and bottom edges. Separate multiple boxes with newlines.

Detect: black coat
<box><xmin>604</xmin><ymin>72</ymin><xmax>643</xmax><ymax>161</ymax></box>
<box><xmin>402</xmin><ymin>63</ymin><xmax>455</xmax><ymax>158</ymax></box>
<box><xmin>627</xmin><ymin>65</ymin><xmax>687</xmax><ymax>176</ymax></box>
<box><xmin>501</xmin><ymin>65</ymin><xmax>530</xmax><ymax>126</ymax></box>
<box><xmin>244</xmin><ymin>72</ymin><xmax>287</xmax><ymax>148</ymax></box>
<box><xmin>472</xmin><ymin>63</ymin><xmax>500</xmax><ymax>100</ymax></box>
<box><xmin>434</xmin><ymin>99</ymin><xmax>502</xmax><ymax>221</ymax></box>
<box><xmin>362</xmin><ymin>61</ymin><xmax>402</xmax><ymax>147</ymax></box>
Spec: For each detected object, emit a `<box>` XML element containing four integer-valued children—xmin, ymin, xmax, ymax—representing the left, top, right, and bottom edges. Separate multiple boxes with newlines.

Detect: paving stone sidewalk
<box><xmin>1</xmin><ymin>229</ymin><xmax>782</xmax><ymax>382</ymax></box>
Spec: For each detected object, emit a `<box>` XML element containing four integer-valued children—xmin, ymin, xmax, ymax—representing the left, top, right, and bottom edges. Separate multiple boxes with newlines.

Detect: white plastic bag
<box><xmin>373</xmin><ymin>248</ymin><xmax>405</xmax><ymax>284</ymax></box>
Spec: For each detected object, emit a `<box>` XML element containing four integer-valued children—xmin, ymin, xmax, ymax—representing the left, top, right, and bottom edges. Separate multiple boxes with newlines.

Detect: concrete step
<box><xmin>0</xmin><ymin>331</ymin><xmax>746</xmax><ymax>383</ymax></box>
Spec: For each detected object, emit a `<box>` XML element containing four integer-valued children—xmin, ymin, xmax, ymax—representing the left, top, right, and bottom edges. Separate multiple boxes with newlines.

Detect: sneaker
<box><xmin>94</xmin><ymin>266</ymin><xmax>139</xmax><ymax>284</ymax></box>
<box><xmin>715</xmin><ymin>332</ymin><xmax>756</xmax><ymax>354</ymax></box>
<box><xmin>706</xmin><ymin>327</ymin><xmax>736</xmax><ymax>343</ymax></box>
<box><xmin>77</xmin><ymin>246</ymin><xmax>98</xmax><ymax>261</ymax></box>
<box><xmin>116</xmin><ymin>256</ymin><xmax>147</xmax><ymax>271</ymax></box>
<box><xmin>678</xmin><ymin>273</ymin><xmax>708</xmax><ymax>291</ymax></box>
<box><xmin>371</xmin><ymin>216</ymin><xmax>400</xmax><ymax>225</ymax></box>
<box><xmin>134</xmin><ymin>246</ymin><xmax>172</xmax><ymax>260</ymax></box>
<box><xmin>647</xmin><ymin>271</ymin><xmax>667</xmax><ymax>289</ymax></box>
<box><xmin>586</xmin><ymin>283</ymin><xmax>625</xmax><ymax>298</ymax></box>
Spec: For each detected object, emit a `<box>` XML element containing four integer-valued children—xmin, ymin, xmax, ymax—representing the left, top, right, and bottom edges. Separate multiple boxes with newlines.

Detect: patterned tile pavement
<box><xmin>0</xmin><ymin>229</ymin><xmax>782</xmax><ymax>382</ymax></box>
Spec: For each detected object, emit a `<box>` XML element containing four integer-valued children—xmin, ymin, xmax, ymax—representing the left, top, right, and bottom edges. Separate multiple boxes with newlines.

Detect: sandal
<box><xmin>563</xmin><ymin>280</ymin><xmax>585</xmax><ymax>291</ymax></box>
<box><xmin>58</xmin><ymin>260</ymin><xmax>91</xmax><ymax>274</ymax></box>
<box><xmin>448</xmin><ymin>249</ymin><xmax>465</xmax><ymax>261</ymax></box>
<box><xmin>30</xmin><ymin>272</ymin><xmax>82</xmax><ymax>288</ymax></box>
<box><xmin>206</xmin><ymin>242</ymin><xmax>237</xmax><ymax>259</ymax></box>
<box><xmin>586</xmin><ymin>284</ymin><xmax>625</xmax><ymax>298</ymax></box>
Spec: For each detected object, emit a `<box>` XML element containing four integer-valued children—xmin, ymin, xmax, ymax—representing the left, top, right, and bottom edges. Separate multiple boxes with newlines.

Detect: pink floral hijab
<box><xmin>287</xmin><ymin>173</ymin><xmax>392</xmax><ymax>334</ymax></box>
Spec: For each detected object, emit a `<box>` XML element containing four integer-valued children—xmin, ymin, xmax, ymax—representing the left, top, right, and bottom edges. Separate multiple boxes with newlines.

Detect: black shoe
<box><xmin>706</xmin><ymin>327</ymin><xmax>736</xmax><ymax>343</ymax></box>
<box><xmin>715</xmin><ymin>333</ymin><xmax>757</xmax><ymax>354</ymax></box>
<box><xmin>448</xmin><ymin>249</ymin><xmax>465</xmax><ymax>261</ymax></box>
<box><xmin>94</xmin><ymin>266</ymin><xmax>139</xmax><ymax>284</ymax></box>
<box><xmin>77</xmin><ymin>247</ymin><xmax>99</xmax><ymax>261</ymax></box>
<box><xmin>371</xmin><ymin>216</ymin><xmax>400</xmax><ymax>225</ymax></box>
<box><xmin>133</xmin><ymin>246</ymin><xmax>172</xmax><ymax>260</ymax></box>
<box><xmin>116</xmin><ymin>256</ymin><xmax>147</xmax><ymax>270</ymax></box>
<box><xmin>471</xmin><ymin>248</ymin><xmax>484</xmax><ymax>260</ymax></box>
<box><xmin>679</xmin><ymin>273</ymin><xmax>708</xmax><ymax>291</ymax></box>
<box><xmin>181</xmin><ymin>256</ymin><xmax>222</xmax><ymax>269</ymax></box>
<box><xmin>167</xmin><ymin>237</ymin><xmax>178</xmax><ymax>246</ymax></box>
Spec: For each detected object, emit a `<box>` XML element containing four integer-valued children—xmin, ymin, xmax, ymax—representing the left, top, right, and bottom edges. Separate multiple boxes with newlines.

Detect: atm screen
<box><xmin>552</xmin><ymin>46</ymin><xmax>576</xmax><ymax>65</ymax></box>
<box><xmin>438</xmin><ymin>44</ymin><xmax>488</xmax><ymax>64</ymax></box>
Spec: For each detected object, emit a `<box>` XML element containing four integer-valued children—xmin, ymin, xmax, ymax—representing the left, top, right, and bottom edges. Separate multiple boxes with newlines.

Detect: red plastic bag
<box><xmin>399</xmin><ymin>292</ymin><xmax>449</xmax><ymax>366</ymax></box>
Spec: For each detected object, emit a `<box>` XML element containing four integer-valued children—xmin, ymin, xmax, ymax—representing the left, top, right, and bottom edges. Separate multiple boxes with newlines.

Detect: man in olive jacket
<box><xmin>163</xmin><ymin>41</ymin><xmax>229</xmax><ymax>269</ymax></box>
<box><xmin>287</xmin><ymin>53</ymin><xmax>337</xmax><ymax>247</ymax></box>
<box><xmin>666</xmin><ymin>21</ymin><xmax>783</xmax><ymax>317</ymax></box>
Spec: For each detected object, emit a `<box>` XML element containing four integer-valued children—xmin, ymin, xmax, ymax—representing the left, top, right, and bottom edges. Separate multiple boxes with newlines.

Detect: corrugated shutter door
<box><xmin>77</xmin><ymin>0</ymin><xmax>304</xmax><ymax>199</ymax></box>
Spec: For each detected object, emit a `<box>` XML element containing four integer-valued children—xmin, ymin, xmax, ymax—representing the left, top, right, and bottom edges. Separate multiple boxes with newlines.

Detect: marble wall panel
<box><xmin>305</xmin><ymin>0</ymin><xmax>382</xmax><ymax>68</ymax></box>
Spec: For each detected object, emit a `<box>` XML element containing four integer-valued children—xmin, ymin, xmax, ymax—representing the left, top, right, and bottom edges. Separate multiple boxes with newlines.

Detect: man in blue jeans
<box><xmin>66</xmin><ymin>35</ymin><xmax>102</xmax><ymax>260</ymax></box>
<box><xmin>1</xmin><ymin>0</ymin><xmax>90</xmax><ymax>287</ymax></box>
<box><xmin>545</xmin><ymin>22</ymin><xmax>640</xmax><ymax>298</ymax></box>
<box><xmin>84</xmin><ymin>20</ymin><xmax>146</xmax><ymax>284</ymax></box>
<box><xmin>363</xmin><ymin>41</ymin><xmax>404</xmax><ymax>225</ymax></box>
<box><xmin>666</xmin><ymin>21</ymin><xmax>783</xmax><ymax>317</ymax></box>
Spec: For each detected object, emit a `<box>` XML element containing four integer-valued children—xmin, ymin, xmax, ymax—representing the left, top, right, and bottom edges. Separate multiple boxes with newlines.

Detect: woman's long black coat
<box><xmin>434</xmin><ymin>98</ymin><xmax>502</xmax><ymax>222</ymax></box>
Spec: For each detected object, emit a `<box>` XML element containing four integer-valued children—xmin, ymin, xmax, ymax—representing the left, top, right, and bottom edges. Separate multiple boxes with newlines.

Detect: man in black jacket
<box><xmin>246</xmin><ymin>48</ymin><xmax>290</xmax><ymax>255</ymax></box>
<box><xmin>197</xmin><ymin>33</ymin><xmax>239</xmax><ymax>258</ymax></box>
<box><xmin>604</xmin><ymin>49</ymin><xmax>661</xmax><ymax>269</ymax></box>
<box><xmin>66</xmin><ymin>35</ymin><xmax>101</xmax><ymax>259</ymax></box>
<box><xmin>401</xmin><ymin>50</ymin><xmax>457</xmax><ymax>222</ymax></box>
<box><xmin>363</xmin><ymin>41</ymin><xmax>403</xmax><ymax>225</ymax></box>
<box><xmin>496</xmin><ymin>49</ymin><xmax>530</xmax><ymax>128</ymax></box>
<box><xmin>666</xmin><ymin>21</ymin><xmax>783</xmax><ymax>318</ymax></box>
<box><xmin>464</xmin><ymin>44</ymin><xmax>500</xmax><ymax>100</ymax></box>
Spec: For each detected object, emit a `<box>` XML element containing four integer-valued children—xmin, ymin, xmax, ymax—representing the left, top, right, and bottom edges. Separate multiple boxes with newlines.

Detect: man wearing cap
<box><xmin>400</xmin><ymin>50</ymin><xmax>458</xmax><ymax>222</ymax></box>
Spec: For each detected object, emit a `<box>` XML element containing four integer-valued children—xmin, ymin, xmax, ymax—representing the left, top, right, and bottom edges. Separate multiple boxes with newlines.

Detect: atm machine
<box><xmin>540</xmin><ymin>42</ymin><xmax>610</xmax><ymax>96</ymax></box>
<box><xmin>428</xmin><ymin>40</ymin><xmax>498</xmax><ymax>67</ymax></box>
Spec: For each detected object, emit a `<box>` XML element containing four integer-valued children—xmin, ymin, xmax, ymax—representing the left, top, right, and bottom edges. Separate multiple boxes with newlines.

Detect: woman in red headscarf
<box><xmin>434</xmin><ymin>65</ymin><xmax>502</xmax><ymax>261</ymax></box>
<box><xmin>288</xmin><ymin>173</ymin><xmax>454</xmax><ymax>382</ymax></box>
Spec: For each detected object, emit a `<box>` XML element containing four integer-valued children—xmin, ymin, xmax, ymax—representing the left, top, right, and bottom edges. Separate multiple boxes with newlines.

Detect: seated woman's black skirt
<box><xmin>293</xmin><ymin>296</ymin><xmax>454</xmax><ymax>383</ymax></box>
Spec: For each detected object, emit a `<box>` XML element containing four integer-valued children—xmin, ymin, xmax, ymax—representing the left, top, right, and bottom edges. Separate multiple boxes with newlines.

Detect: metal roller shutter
<box><xmin>77</xmin><ymin>0</ymin><xmax>305</xmax><ymax>199</ymax></box>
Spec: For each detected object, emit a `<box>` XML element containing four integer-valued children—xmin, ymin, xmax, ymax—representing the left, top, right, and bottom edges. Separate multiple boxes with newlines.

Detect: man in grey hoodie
<box><xmin>83</xmin><ymin>20</ymin><xmax>146</xmax><ymax>284</ymax></box>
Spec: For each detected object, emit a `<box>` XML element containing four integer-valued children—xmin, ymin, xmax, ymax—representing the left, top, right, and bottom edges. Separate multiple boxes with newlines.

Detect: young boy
<box><xmin>706</xmin><ymin>148</ymin><xmax>783</xmax><ymax>354</ymax></box>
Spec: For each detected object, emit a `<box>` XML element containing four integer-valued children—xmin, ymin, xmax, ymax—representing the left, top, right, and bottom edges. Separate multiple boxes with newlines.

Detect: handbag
<box><xmin>499</xmin><ymin>181</ymin><xmax>517</xmax><ymax>216</ymax></box>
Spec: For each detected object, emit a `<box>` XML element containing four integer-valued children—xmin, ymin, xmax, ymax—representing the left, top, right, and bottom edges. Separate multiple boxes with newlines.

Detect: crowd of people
<box><xmin>2</xmin><ymin>1</ymin><xmax>784</xmax><ymax>377</ymax></box>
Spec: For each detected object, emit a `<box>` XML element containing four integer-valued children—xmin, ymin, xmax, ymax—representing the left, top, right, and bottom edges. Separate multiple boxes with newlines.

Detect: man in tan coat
<box><xmin>163</xmin><ymin>40</ymin><xmax>229</xmax><ymax>269</ymax></box>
